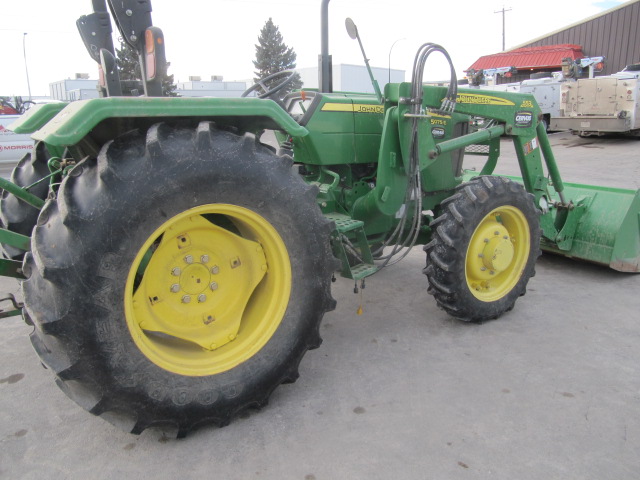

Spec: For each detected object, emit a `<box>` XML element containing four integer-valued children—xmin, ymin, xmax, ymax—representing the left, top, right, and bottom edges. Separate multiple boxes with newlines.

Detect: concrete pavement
<box><xmin>0</xmin><ymin>131</ymin><xmax>638</xmax><ymax>480</ymax></box>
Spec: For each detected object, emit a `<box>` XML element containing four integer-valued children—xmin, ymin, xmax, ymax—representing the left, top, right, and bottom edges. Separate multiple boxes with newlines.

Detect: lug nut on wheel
<box><xmin>184</xmin><ymin>255</ymin><xmax>193</xmax><ymax>264</ymax></box>
<box><xmin>182</xmin><ymin>295</ymin><xmax>191</xmax><ymax>303</ymax></box>
<box><xmin>170</xmin><ymin>284</ymin><xmax>180</xmax><ymax>293</ymax></box>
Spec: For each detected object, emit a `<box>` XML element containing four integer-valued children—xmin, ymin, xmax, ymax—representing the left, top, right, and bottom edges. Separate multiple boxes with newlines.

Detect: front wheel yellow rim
<box><xmin>465</xmin><ymin>205</ymin><xmax>531</xmax><ymax>302</ymax></box>
<box><xmin>124</xmin><ymin>204</ymin><xmax>292</xmax><ymax>376</ymax></box>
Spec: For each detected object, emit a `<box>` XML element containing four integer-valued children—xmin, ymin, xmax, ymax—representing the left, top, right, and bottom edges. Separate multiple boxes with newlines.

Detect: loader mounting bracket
<box><xmin>0</xmin><ymin>293</ymin><xmax>23</xmax><ymax>319</ymax></box>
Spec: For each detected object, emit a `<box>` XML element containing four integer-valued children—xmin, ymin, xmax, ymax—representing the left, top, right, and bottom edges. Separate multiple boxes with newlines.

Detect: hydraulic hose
<box><xmin>375</xmin><ymin>44</ymin><xmax>458</xmax><ymax>268</ymax></box>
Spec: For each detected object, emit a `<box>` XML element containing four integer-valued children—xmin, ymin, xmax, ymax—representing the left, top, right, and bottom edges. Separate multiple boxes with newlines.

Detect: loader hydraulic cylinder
<box><xmin>536</xmin><ymin>122</ymin><xmax>567</xmax><ymax>204</ymax></box>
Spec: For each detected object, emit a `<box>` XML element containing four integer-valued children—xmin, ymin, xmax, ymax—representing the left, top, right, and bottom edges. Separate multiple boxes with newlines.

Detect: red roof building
<box><xmin>467</xmin><ymin>44</ymin><xmax>584</xmax><ymax>72</ymax></box>
<box><xmin>465</xmin><ymin>0</ymin><xmax>639</xmax><ymax>84</ymax></box>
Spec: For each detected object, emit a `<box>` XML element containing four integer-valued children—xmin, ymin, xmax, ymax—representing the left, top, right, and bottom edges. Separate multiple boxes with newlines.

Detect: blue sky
<box><xmin>594</xmin><ymin>1</ymin><xmax>624</xmax><ymax>7</ymax></box>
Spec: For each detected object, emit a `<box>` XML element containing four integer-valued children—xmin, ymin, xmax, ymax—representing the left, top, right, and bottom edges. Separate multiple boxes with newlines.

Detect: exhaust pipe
<box><xmin>319</xmin><ymin>0</ymin><xmax>332</xmax><ymax>92</ymax></box>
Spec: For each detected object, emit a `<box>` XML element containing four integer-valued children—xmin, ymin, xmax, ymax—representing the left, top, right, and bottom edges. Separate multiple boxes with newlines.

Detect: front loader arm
<box><xmin>418</xmin><ymin>85</ymin><xmax>553</xmax><ymax>203</ymax></box>
<box><xmin>409</xmin><ymin>84</ymin><xmax>639</xmax><ymax>272</ymax></box>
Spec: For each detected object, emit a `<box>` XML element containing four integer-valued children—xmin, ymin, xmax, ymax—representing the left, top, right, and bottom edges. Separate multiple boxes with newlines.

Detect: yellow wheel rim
<box><xmin>124</xmin><ymin>204</ymin><xmax>292</xmax><ymax>376</ymax></box>
<box><xmin>465</xmin><ymin>205</ymin><xmax>530</xmax><ymax>302</ymax></box>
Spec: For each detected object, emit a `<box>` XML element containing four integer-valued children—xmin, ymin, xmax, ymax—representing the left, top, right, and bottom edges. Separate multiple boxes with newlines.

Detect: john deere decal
<box><xmin>455</xmin><ymin>94</ymin><xmax>515</xmax><ymax>106</ymax></box>
<box><xmin>321</xmin><ymin>103</ymin><xmax>384</xmax><ymax>114</ymax></box>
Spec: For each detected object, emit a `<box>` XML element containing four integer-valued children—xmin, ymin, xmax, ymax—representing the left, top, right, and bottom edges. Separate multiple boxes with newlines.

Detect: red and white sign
<box><xmin>0</xmin><ymin>115</ymin><xmax>34</xmax><ymax>162</ymax></box>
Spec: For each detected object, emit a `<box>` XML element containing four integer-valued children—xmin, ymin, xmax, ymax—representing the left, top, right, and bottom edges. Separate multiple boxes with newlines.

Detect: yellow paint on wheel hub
<box><xmin>124</xmin><ymin>204</ymin><xmax>292</xmax><ymax>376</ymax></box>
<box><xmin>482</xmin><ymin>232</ymin><xmax>515</xmax><ymax>272</ymax></box>
<box><xmin>180</xmin><ymin>263</ymin><xmax>211</xmax><ymax>295</ymax></box>
<box><xmin>465</xmin><ymin>206</ymin><xmax>530</xmax><ymax>302</ymax></box>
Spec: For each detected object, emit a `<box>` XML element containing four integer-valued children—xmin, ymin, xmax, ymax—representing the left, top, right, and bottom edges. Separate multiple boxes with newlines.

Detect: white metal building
<box><xmin>49</xmin><ymin>78</ymin><xmax>100</xmax><ymax>101</ymax></box>
<box><xmin>296</xmin><ymin>64</ymin><xmax>405</xmax><ymax>93</ymax></box>
<box><xmin>48</xmin><ymin>75</ymin><xmax>248</xmax><ymax>100</ymax></box>
<box><xmin>175</xmin><ymin>77</ymin><xmax>247</xmax><ymax>98</ymax></box>
<box><xmin>47</xmin><ymin>65</ymin><xmax>406</xmax><ymax>100</ymax></box>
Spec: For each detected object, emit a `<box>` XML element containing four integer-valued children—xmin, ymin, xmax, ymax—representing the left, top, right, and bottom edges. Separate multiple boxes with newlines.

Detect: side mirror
<box><xmin>345</xmin><ymin>17</ymin><xmax>358</xmax><ymax>40</ymax></box>
<box><xmin>343</xmin><ymin>17</ymin><xmax>382</xmax><ymax>102</ymax></box>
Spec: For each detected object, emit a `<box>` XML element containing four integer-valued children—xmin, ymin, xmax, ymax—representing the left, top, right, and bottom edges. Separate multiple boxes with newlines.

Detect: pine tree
<box><xmin>115</xmin><ymin>41</ymin><xmax>178</xmax><ymax>97</ymax></box>
<box><xmin>253</xmin><ymin>18</ymin><xmax>303</xmax><ymax>97</ymax></box>
<box><xmin>162</xmin><ymin>64</ymin><xmax>178</xmax><ymax>97</ymax></box>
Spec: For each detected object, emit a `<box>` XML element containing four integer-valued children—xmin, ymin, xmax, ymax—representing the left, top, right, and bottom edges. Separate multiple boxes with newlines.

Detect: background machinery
<box><xmin>553</xmin><ymin>63</ymin><xmax>640</xmax><ymax>136</ymax></box>
<box><xmin>0</xmin><ymin>0</ymin><xmax>638</xmax><ymax>436</ymax></box>
<box><xmin>467</xmin><ymin>57</ymin><xmax>606</xmax><ymax>131</ymax></box>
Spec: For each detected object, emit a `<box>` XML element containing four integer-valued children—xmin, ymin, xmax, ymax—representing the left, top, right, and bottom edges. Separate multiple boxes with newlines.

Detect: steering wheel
<box><xmin>241</xmin><ymin>70</ymin><xmax>296</xmax><ymax>99</ymax></box>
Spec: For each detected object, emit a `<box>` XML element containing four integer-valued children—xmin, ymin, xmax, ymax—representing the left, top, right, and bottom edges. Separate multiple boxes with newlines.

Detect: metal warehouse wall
<box><xmin>515</xmin><ymin>0</ymin><xmax>640</xmax><ymax>76</ymax></box>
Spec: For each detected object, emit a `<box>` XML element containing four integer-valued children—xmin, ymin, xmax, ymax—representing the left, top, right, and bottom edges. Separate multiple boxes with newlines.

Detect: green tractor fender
<box><xmin>27</xmin><ymin>96</ymin><xmax>309</xmax><ymax>148</ymax></box>
<box><xmin>9</xmin><ymin>102</ymin><xmax>69</xmax><ymax>159</ymax></box>
<box><xmin>9</xmin><ymin>102</ymin><xmax>68</xmax><ymax>135</ymax></box>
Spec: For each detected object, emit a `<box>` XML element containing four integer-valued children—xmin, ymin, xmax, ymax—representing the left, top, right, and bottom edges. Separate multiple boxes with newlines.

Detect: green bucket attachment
<box><xmin>540</xmin><ymin>182</ymin><xmax>640</xmax><ymax>272</ymax></box>
<box><xmin>463</xmin><ymin>172</ymin><xmax>640</xmax><ymax>272</ymax></box>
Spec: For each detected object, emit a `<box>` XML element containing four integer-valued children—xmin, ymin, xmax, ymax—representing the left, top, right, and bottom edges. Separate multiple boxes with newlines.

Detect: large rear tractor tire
<box><xmin>424</xmin><ymin>176</ymin><xmax>540</xmax><ymax>322</ymax></box>
<box><xmin>0</xmin><ymin>142</ymin><xmax>51</xmax><ymax>259</ymax></box>
<box><xmin>22</xmin><ymin>122</ymin><xmax>336</xmax><ymax>437</ymax></box>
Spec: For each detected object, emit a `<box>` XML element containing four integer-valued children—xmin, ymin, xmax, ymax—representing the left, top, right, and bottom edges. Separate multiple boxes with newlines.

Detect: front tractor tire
<box><xmin>424</xmin><ymin>176</ymin><xmax>540</xmax><ymax>322</ymax></box>
<box><xmin>22</xmin><ymin>122</ymin><xmax>336</xmax><ymax>436</ymax></box>
<box><xmin>0</xmin><ymin>142</ymin><xmax>51</xmax><ymax>259</ymax></box>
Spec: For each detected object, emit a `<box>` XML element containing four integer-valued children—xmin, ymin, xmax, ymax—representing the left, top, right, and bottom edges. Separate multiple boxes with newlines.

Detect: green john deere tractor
<box><xmin>0</xmin><ymin>0</ymin><xmax>638</xmax><ymax>437</ymax></box>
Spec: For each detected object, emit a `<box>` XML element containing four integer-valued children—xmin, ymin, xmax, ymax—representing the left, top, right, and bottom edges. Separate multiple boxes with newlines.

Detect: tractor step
<box><xmin>331</xmin><ymin>214</ymin><xmax>367</xmax><ymax>233</ymax></box>
<box><xmin>326</xmin><ymin>213</ymin><xmax>377</xmax><ymax>280</ymax></box>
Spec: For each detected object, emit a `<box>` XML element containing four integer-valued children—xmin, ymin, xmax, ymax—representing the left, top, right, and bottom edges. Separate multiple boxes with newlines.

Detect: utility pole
<box><xmin>23</xmin><ymin>33</ymin><xmax>32</xmax><ymax>100</ymax></box>
<box><xmin>494</xmin><ymin>6</ymin><xmax>512</xmax><ymax>51</ymax></box>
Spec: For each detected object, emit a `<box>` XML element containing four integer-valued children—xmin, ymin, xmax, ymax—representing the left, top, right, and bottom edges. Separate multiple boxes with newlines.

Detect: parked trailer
<box><xmin>519</xmin><ymin>76</ymin><xmax>564</xmax><ymax>130</ymax></box>
<box><xmin>470</xmin><ymin>58</ymin><xmax>606</xmax><ymax>131</ymax></box>
<box><xmin>552</xmin><ymin>66</ymin><xmax>640</xmax><ymax>136</ymax></box>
